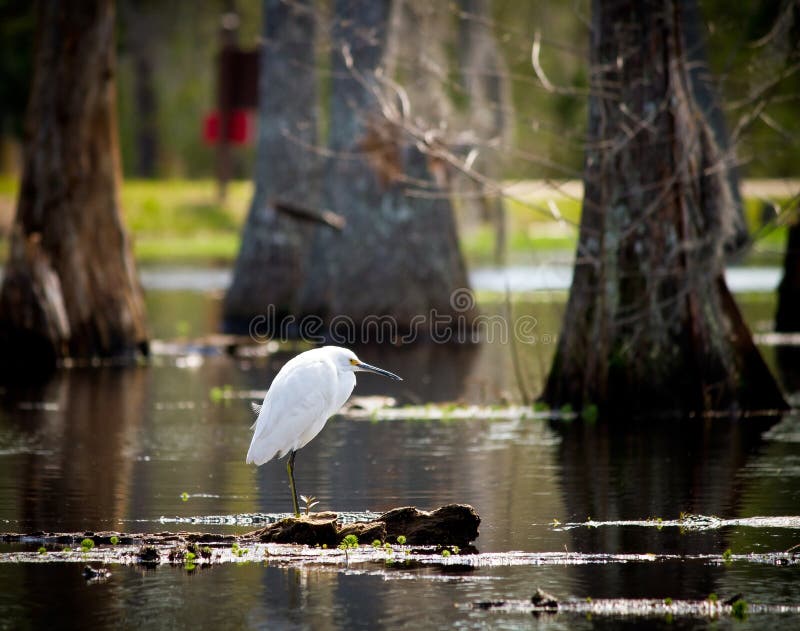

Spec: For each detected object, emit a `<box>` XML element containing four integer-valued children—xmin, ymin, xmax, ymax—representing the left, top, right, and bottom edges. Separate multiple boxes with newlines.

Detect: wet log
<box><xmin>250</xmin><ymin>512</ymin><xmax>341</xmax><ymax>546</ymax></box>
<box><xmin>249</xmin><ymin>504</ymin><xmax>480</xmax><ymax>547</ymax></box>
<box><xmin>379</xmin><ymin>504</ymin><xmax>481</xmax><ymax>545</ymax></box>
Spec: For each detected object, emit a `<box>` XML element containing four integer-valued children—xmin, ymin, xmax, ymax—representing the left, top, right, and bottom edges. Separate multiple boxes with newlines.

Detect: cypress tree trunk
<box><xmin>298</xmin><ymin>0</ymin><xmax>473</xmax><ymax>333</ymax></box>
<box><xmin>541</xmin><ymin>0</ymin><xmax>787</xmax><ymax>416</ymax></box>
<box><xmin>0</xmin><ymin>0</ymin><xmax>148</xmax><ymax>374</ymax></box>
<box><xmin>223</xmin><ymin>0</ymin><xmax>317</xmax><ymax>333</ymax></box>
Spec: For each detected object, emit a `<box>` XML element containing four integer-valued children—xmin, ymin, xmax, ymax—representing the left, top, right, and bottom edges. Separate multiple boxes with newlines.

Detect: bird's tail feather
<box><xmin>245</xmin><ymin>437</ymin><xmax>282</xmax><ymax>466</ymax></box>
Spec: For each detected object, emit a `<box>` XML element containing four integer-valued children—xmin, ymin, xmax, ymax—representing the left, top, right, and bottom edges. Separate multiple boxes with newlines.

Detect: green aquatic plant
<box><xmin>180</xmin><ymin>492</ymin><xmax>189</xmax><ymax>502</ymax></box>
<box><xmin>663</xmin><ymin>597</ymin><xmax>673</xmax><ymax>606</ymax></box>
<box><xmin>110</xmin><ymin>536</ymin><xmax>119</xmax><ymax>546</ymax></box>
<box><xmin>722</xmin><ymin>548</ymin><xmax>733</xmax><ymax>562</ymax></box>
<box><xmin>80</xmin><ymin>538</ymin><xmax>95</xmax><ymax>551</ymax></box>
<box><xmin>731</xmin><ymin>599</ymin><xmax>748</xmax><ymax>620</ymax></box>
<box><xmin>396</xmin><ymin>535</ymin><xmax>406</xmax><ymax>545</ymax></box>
<box><xmin>338</xmin><ymin>535</ymin><xmax>359</xmax><ymax>562</ymax></box>
<box><xmin>452</xmin><ymin>546</ymin><xmax>460</xmax><ymax>555</ymax></box>
<box><xmin>341</xmin><ymin>535</ymin><xmax>359</xmax><ymax>549</ymax></box>
<box><xmin>372</xmin><ymin>539</ymin><xmax>381</xmax><ymax>548</ymax></box>
<box><xmin>38</xmin><ymin>546</ymin><xmax>46</xmax><ymax>555</ymax></box>
<box><xmin>186</xmin><ymin>552</ymin><xmax>196</xmax><ymax>561</ymax></box>
<box><xmin>707</xmin><ymin>593</ymin><xmax>718</xmax><ymax>603</ymax></box>
<box><xmin>441</xmin><ymin>549</ymin><xmax>451</xmax><ymax>557</ymax></box>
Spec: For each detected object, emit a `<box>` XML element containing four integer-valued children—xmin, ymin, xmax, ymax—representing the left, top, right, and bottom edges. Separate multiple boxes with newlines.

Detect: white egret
<box><xmin>246</xmin><ymin>346</ymin><xmax>402</xmax><ymax>516</ymax></box>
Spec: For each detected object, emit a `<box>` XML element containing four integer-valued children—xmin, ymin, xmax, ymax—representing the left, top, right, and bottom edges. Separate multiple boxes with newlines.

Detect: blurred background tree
<box><xmin>0</xmin><ymin>0</ymin><xmax>148</xmax><ymax>373</ymax></box>
<box><xmin>0</xmin><ymin>1</ymin><xmax>797</xmax><ymax>181</ymax></box>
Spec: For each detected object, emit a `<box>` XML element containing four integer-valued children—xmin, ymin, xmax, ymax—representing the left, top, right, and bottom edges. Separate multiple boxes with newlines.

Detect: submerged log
<box><xmin>249</xmin><ymin>504</ymin><xmax>480</xmax><ymax>547</ymax></box>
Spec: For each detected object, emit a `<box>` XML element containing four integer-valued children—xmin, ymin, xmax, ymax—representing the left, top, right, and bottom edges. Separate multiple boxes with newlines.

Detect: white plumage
<box><xmin>245</xmin><ymin>346</ymin><xmax>401</xmax><ymax>515</ymax></box>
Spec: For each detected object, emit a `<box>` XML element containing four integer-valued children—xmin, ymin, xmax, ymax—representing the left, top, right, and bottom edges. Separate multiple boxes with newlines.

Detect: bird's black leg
<box><xmin>287</xmin><ymin>450</ymin><xmax>300</xmax><ymax>517</ymax></box>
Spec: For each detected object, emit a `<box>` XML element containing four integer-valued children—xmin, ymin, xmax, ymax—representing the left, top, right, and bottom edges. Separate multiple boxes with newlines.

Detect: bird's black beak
<box><xmin>356</xmin><ymin>362</ymin><xmax>402</xmax><ymax>381</ymax></box>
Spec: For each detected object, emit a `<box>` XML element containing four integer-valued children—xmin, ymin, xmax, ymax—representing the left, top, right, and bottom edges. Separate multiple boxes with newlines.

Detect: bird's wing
<box><xmin>245</xmin><ymin>358</ymin><xmax>336</xmax><ymax>465</ymax></box>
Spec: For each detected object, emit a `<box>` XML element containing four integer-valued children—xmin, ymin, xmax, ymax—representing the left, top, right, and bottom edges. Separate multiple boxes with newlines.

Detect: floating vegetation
<box><xmin>343</xmin><ymin>403</ymin><xmax>553</xmax><ymax>422</ymax></box>
<box><xmin>553</xmin><ymin>514</ymin><xmax>800</xmax><ymax>531</ymax></box>
<box><xmin>2</xmin><ymin>533</ymin><xmax>797</xmax><ymax>570</ymax></box>
<box><xmin>464</xmin><ymin>595</ymin><xmax>797</xmax><ymax>619</ymax></box>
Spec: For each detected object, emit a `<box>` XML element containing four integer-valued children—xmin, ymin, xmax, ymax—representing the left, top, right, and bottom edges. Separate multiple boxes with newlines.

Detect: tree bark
<box><xmin>541</xmin><ymin>0</ymin><xmax>787</xmax><ymax>416</ymax></box>
<box><xmin>681</xmin><ymin>0</ymin><xmax>747</xmax><ymax>255</ymax></box>
<box><xmin>298</xmin><ymin>0</ymin><xmax>473</xmax><ymax>333</ymax></box>
<box><xmin>222</xmin><ymin>0</ymin><xmax>318</xmax><ymax>333</ymax></box>
<box><xmin>0</xmin><ymin>0</ymin><xmax>148</xmax><ymax>374</ymax></box>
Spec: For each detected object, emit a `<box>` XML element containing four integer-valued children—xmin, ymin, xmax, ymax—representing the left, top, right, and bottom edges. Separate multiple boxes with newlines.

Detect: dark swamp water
<box><xmin>0</xmin><ymin>266</ymin><xmax>799</xmax><ymax>630</ymax></box>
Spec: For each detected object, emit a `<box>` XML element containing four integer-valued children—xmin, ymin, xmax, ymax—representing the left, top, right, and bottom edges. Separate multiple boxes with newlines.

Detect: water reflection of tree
<box><xmin>6</xmin><ymin>367</ymin><xmax>149</xmax><ymax>530</ymax></box>
<box><xmin>555</xmin><ymin>417</ymin><xmax>775</xmax><ymax>598</ymax></box>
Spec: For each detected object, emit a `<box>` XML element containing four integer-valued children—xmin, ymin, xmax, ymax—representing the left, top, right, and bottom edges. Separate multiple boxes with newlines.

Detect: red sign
<box><xmin>203</xmin><ymin>109</ymin><xmax>255</xmax><ymax>145</ymax></box>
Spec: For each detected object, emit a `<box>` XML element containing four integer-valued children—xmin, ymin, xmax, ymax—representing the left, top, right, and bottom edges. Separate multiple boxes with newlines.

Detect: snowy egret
<box><xmin>246</xmin><ymin>346</ymin><xmax>402</xmax><ymax>516</ymax></box>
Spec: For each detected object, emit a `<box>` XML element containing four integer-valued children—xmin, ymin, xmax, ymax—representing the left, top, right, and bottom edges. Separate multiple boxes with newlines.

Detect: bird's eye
<box><xmin>349</xmin><ymin>358</ymin><xmax>359</xmax><ymax>366</ymax></box>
